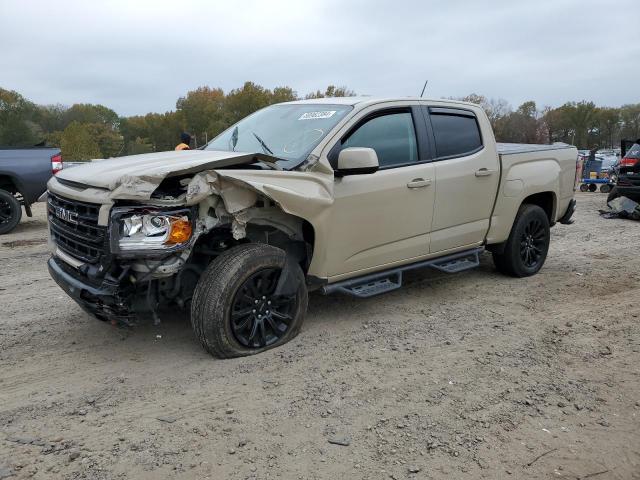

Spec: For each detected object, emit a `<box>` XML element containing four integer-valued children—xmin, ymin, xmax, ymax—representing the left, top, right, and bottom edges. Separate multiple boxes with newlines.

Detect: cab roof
<box><xmin>282</xmin><ymin>96</ymin><xmax>478</xmax><ymax>108</ymax></box>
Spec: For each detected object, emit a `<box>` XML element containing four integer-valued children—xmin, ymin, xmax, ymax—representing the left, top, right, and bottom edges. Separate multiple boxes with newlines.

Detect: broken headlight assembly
<box><xmin>110</xmin><ymin>207</ymin><xmax>195</xmax><ymax>254</ymax></box>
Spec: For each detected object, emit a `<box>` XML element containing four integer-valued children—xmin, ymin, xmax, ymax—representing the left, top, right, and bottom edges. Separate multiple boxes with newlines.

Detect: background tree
<box><xmin>176</xmin><ymin>86</ymin><xmax>224</xmax><ymax>145</ymax></box>
<box><xmin>0</xmin><ymin>88</ymin><xmax>40</xmax><ymax>146</ymax></box>
<box><xmin>60</xmin><ymin>121</ymin><xmax>102</xmax><ymax>161</ymax></box>
<box><xmin>63</xmin><ymin>103</ymin><xmax>119</xmax><ymax>129</ymax></box>
<box><xmin>305</xmin><ymin>85</ymin><xmax>356</xmax><ymax>99</ymax></box>
<box><xmin>620</xmin><ymin>104</ymin><xmax>640</xmax><ymax>140</ymax></box>
<box><xmin>2</xmin><ymin>82</ymin><xmax>634</xmax><ymax>154</ymax></box>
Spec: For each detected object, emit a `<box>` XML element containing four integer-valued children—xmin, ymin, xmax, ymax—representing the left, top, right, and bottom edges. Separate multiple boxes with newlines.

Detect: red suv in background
<box><xmin>609</xmin><ymin>141</ymin><xmax>640</xmax><ymax>202</ymax></box>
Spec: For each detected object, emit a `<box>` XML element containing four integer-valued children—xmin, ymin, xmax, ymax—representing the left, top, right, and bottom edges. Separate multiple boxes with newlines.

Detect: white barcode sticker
<box><xmin>298</xmin><ymin>111</ymin><xmax>336</xmax><ymax>120</ymax></box>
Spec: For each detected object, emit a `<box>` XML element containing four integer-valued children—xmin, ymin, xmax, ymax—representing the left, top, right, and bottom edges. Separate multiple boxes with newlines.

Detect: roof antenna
<box><xmin>420</xmin><ymin>80</ymin><xmax>429</xmax><ymax>98</ymax></box>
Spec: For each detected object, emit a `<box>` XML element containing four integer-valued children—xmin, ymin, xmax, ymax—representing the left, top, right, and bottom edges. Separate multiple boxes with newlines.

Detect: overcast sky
<box><xmin>1</xmin><ymin>0</ymin><xmax>638</xmax><ymax>116</ymax></box>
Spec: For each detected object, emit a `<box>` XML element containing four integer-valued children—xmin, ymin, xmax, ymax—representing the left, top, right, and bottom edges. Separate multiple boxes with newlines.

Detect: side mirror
<box><xmin>336</xmin><ymin>147</ymin><xmax>379</xmax><ymax>176</ymax></box>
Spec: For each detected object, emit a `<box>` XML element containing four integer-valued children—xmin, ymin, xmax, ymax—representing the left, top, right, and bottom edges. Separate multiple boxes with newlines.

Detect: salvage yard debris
<box><xmin>599</xmin><ymin>196</ymin><xmax>640</xmax><ymax>220</ymax></box>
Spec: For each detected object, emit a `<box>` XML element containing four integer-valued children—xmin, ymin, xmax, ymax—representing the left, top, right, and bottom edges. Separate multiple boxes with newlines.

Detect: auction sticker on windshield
<box><xmin>298</xmin><ymin>111</ymin><xmax>336</xmax><ymax>120</ymax></box>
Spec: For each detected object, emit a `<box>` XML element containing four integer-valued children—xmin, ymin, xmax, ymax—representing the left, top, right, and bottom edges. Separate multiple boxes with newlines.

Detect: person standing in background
<box><xmin>175</xmin><ymin>132</ymin><xmax>192</xmax><ymax>151</ymax></box>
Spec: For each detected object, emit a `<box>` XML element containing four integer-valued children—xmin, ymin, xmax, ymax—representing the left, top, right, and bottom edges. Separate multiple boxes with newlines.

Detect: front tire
<box><xmin>492</xmin><ymin>204</ymin><xmax>550</xmax><ymax>278</ymax></box>
<box><xmin>191</xmin><ymin>243</ymin><xmax>308</xmax><ymax>358</ymax></box>
<box><xmin>0</xmin><ymin>189</ymin><xmax>22</xmax><ymax>235</ymax></box>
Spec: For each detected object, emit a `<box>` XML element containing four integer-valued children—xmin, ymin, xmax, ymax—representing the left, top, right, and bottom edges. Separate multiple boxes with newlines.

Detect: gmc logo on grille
<box><xmin>55</xmin><ymin>206</ymin><xmax>78</xmax><ymax>224</ymax></box>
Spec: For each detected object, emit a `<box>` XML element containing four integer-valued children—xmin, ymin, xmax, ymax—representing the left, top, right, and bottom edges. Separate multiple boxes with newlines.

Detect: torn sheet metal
<box><xmin>185</xmin><ymin>171</ymin><xmax>258</xmax><ymax>213</ymax></box>
<box><xmin>599</xmin><ymin>196</ymin><xmax>640</xmax><ymax>220</ymax></box>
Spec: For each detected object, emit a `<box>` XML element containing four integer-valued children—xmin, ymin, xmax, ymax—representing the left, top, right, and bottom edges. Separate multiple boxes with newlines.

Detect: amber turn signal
<box><xmin>166</xmin><ymin>218</ymin><xmax>192</xmax><ymax>245</ymax></box>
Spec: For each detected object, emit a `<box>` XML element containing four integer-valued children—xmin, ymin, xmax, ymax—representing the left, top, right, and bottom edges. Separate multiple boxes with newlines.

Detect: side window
<box><xmin>429</xmin><ymin>112</ymin><xmax>482</xmax><ymax>159</ymax></box>
<box><xmin>341</xmin><ymin>112</ymin><xmax>418</xmax><ymax>168</ymax></box>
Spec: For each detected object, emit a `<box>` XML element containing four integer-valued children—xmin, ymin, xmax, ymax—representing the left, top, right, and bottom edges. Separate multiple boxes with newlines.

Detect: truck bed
<box><xmin>0</xmin><ymin>147</ymin><xmax>59</xmax><ymax>205</ymax></box>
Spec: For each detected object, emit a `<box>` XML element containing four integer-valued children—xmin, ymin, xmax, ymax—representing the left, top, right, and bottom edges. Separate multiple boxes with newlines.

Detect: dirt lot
<box><xmin>0</xmin><ymin>193</ymin><xmax>639</xmax><ymax>480</ymax></box>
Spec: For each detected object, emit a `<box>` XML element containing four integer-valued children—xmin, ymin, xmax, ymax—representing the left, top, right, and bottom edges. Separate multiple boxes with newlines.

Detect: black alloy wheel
<box><xmin>0</xmin><ymin>197</ymin><xmax>12</xmax><ymax>224</ymax></box>
<box><xmin>492</xmin><ymin>204</ymin><xmax>550</xmax><ymax>278</ymax></box>
<box><xmin>191</xmin><ymin>243</ymin><xmax>308</xmax><ymax>358</ymax></box>
<box><xmin>519</xmin><ymin>218</ymin><xmax>546</xmax><ymax>269</ymax></box>
<box><xmin>230</xmin><ymin>267</ymin><xmax>297</xmax><ymax>348</ymax></box>
<box><xmin>0</xmin><ymin>189</ymin><xmax>22</xmax><ymax>235</ymax></box>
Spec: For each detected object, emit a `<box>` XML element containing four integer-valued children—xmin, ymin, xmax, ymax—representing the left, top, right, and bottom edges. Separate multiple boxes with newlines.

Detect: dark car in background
<box><xmin>0</xmin><ymin>147</ymin><xmax>62</xmax><ymax>234</ymax></box>
<box><xmin>607</xmin><ymin>141</ymin><xmax>640</xmax><ymax>202</ymax></box>
<box><xmin>608</xmin><ymin>142</ymin><xmax>640</xmax><ymax>203</ymax></box>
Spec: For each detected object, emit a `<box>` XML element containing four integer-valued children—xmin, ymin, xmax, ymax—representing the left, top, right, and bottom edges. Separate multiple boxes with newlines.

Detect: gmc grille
<box><xmin>47</xmin><ymin>192</ymin><xmax>107</xmax><ymax>263</ymax></box>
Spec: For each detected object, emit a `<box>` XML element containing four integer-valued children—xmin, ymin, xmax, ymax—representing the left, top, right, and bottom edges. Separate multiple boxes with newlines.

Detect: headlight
<box><xmin>112</xmin><ymin>208</ymin><xmax>194</xmax><ymax>253</ymax></box>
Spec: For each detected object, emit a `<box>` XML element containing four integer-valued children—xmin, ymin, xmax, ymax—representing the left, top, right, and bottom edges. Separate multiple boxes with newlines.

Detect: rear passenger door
<box><xmin>423</xmin><ymin>106</ymin><xmax>500</xmax><ymax>253</ymax></box>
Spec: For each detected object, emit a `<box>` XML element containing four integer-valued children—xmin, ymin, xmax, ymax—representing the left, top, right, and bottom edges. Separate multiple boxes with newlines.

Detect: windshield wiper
<box><xmin>230</xmin><ymin>126</ymin><xmax>239</xmax><ymax>151</ymax></box>
<box><xmin>252</xmin><ymin>131</ymin><xmax>274</xmax><ymax>155</ymax></box>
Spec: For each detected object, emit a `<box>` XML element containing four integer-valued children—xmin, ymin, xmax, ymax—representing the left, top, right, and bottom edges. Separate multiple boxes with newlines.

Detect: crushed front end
<box><xmin>47</xmin><ymin>191</ymin><xmax>204</xmax><ymax>325</ymax></box>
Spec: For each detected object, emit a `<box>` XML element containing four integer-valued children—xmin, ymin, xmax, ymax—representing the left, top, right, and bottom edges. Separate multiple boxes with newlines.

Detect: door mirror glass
<box><xmin>336</xmin><ymin>147</ymin><xmax>379</xmax><ymax>176</ymax></box>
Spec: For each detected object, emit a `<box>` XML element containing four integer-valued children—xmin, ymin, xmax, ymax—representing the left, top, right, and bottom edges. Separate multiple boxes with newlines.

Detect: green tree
<box><xmin>36</xmin><ymin>104</ymin><xmax>67</xmax><ymax>133</ymax></box>
<box><xmin>63</xmin><ymin>103</ymin><xmax>119</xmax><ymax>129</ymax></box>
<box><xmin>60</xmin><ymin>121</ymin><xmax>102</xmax><ymax>161</ymax></box>
<box><xmin>85</xmin><ymin>123</ymin><xmax>123</xmax><ymax>158</ymax></box>
<box><xmin>271</xmin><ymin>86</ymin><xmax>298</xmax><ymax>104</ymax></box>
<box><xmin>176</xmin><ymin>86</ymin><xmax>224</xmax><ymax>144</ymax></box>
<box><xmin>223</xmin><ymin>81</ymin><xmax>274</xmax><ymax>125</ymax></box>
<box><xmin>0</xmin><ymin>88</ymin><xmax>40</xmax><ymax>145</ymax></box>
<box><xmin>620</xmin><ymin>104</ymin><xmax>640</xmax><ymax>140</ymax></box>
<box><xmin>597</xmin><ymin>108</ymin><xmax>621</xmax><ymax>148</ymax></box>
<box><xmin>304</xmin><ymin>85</ymin><xmax>356</xmax><ymax>99</ymax></box>
<box><xmin>566</xmin><ymin>101</ymin><xmax>598</xmax><ymax>148</ymax></box>
<box><xmin>492</xmin><ymin>101</ymin><xmax>543</xmax><ymax>143</ymax></box>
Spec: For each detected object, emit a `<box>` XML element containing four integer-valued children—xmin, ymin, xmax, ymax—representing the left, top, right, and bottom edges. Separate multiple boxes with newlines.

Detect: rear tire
<box><xmin>191</xmin><ymin>243</ymin><xmax>308</xmax><ymax>358</ymax></box>
<box><xmin>0</xmin><ymin>189</ymin><xmax>22</xmax><ymax>235</ymax></box>
<box><xmin>579</xmin><ymin>184</ymin><xmax>588</xmax><ymax>192</ymax></box>
<box><xmin>600</xmin><ymin>184</ymin><xmax>611</xmax><ymax>193</ymax></box>
<box><xmin>492</xmin><ymin>204</ymin><xmax>550</xmax><ymax>278</ymax></box>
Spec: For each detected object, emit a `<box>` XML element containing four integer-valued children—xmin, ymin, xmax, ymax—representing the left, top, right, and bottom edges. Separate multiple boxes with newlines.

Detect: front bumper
<box><xmin>613</xmin><ymin>184</ymin><xmax>640</xmax><ymax>202</ymax></box>
<box><xmin>48</xmin><ymin>256</ymin><xmax>132</xmax><ymax>322</ymax></box>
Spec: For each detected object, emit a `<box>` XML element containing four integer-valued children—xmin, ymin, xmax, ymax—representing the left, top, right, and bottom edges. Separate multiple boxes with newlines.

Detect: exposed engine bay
<box><xmin>47</xmin><ymin>154</ymin><xmax>323</xmax><ymax>326</ymax></box>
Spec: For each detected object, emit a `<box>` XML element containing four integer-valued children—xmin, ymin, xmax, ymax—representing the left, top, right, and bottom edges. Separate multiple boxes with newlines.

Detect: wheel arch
<box><xmin>521</xmin><ymin>191</ymin><xmax>557</xmax><ymax>224</ymax></box>
<box><xmin>194</xmin><ymin>203</ymin><xmax>317</xmax><ymax>275</ymax></box>
<box><xmin>0</xmin><ymin>174</ymin><xmax>21</xmax><ymax>196</ymax></box>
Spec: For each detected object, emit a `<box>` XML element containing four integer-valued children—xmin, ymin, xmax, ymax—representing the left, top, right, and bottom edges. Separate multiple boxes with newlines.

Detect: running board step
<box><xmin>338</xmin><ymin>272</ymin><xmax>403</xmax><ymax>298</ymax></box>
<box><xmin>322</xmin><ymin>247</ymin><xmax>483</xmax><ymax>298</ymax></box>
<box><xmin>430</xmin><ymin>250</ymin><xmax>481</xmax><ymax>273</ymax></box>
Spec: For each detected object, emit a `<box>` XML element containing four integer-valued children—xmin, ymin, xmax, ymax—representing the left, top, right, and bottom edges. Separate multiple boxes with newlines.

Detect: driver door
<box><xmin>324</xmin><ymin>106</ymin><xmax>436</xmax><ymax>279</ymax></box>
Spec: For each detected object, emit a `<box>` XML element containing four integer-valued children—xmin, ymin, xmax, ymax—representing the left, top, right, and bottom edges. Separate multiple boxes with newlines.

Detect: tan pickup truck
<box><xmin>46</xmin><ymin>97</ymin><xmax>577</xmax><ymax>358</ymax></box>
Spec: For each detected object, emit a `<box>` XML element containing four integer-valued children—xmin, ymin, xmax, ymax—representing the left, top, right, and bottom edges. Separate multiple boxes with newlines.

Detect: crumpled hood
<box><xmin>48</xmin><ymin>149</ymin><xmax>336</xmax><ymax>238</ymax></box>
<box><xmin>55</xmin><ymin>150</ymin><xmax>261</xmax><ymax>190</ymax></box>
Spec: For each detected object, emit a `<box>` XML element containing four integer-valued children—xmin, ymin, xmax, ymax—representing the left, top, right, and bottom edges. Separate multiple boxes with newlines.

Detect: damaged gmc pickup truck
<box><xmin>47</xmin><ymin>97</ymin><xmax>577</xmax><ymax>358</ymax></box>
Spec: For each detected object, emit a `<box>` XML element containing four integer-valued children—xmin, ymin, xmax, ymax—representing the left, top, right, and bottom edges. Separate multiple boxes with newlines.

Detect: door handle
<box><xmin>407</xmin><ymin>178</ymin><xmax>432</xmax><ymax>188</ymax></box>
<box><xmin>475</xmin><ymin>168</ymin><xmax>496</xmax><ymax>177</ymax></box>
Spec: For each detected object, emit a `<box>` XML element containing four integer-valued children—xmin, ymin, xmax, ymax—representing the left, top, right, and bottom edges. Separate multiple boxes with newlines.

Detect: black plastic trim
<box><xmin>558</xmin><ymin>198</ymin><xmax>576</xmax><ymax>225</ymax></box>
<box><xmin>322</xmin><ymin>247</ymin><xmax>484</xmax><ymax>296</ymax></box>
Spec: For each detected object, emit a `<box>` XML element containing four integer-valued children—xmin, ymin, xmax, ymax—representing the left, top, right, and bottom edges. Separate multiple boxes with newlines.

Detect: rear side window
<box><xmin>341</xmin><ymin>112</ymin><xmax>418</xmax><ymax>168</ymax></box>
<box><xmin>626</xmin><ymin>143</ymin><xmax>640</xmax><ymax>159</ymax></box>
<box><xmin>429</xmin><ymin>111</ymin><xmax>482</xmax><ymax>159</ymax></box>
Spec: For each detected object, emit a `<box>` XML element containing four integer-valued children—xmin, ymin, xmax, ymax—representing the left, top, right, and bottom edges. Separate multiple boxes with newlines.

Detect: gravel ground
<box><xmin>0</xmin><ymin>193</ymin><xmax>639</xmax><ymax>480</ymax></box>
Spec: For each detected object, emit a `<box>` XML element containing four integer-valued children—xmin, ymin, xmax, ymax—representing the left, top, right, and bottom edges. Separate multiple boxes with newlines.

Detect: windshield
<box><xmin>205</xmin><ymin>104</ymin><xmax>352</xmax><ymax>169</ymax></box>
